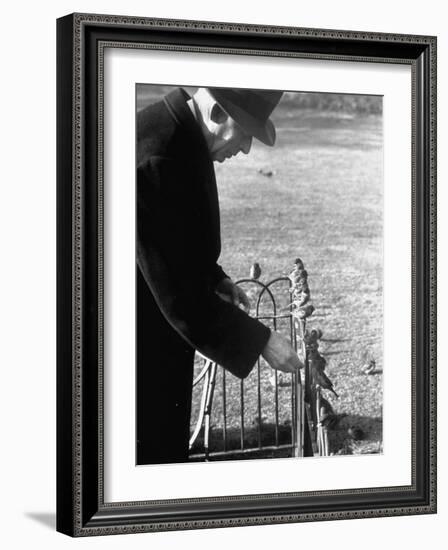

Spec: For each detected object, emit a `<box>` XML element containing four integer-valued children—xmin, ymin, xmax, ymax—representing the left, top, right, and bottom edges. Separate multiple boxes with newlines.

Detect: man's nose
<box><xmin>241</xmin><ymin>135</ymin><xmax>252</xmax><ymax>155</ymax></box>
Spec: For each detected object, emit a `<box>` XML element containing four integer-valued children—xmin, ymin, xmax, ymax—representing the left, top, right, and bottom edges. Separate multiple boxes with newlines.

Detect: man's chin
<box><xmin>214</xmin><ymin>153</ymin><xmax>234</xmax><ymax>163</ymax></box>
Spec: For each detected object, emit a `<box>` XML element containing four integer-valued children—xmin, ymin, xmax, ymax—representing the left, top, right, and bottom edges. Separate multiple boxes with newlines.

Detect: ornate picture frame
<box><xmin>56</xmin><ymin>13</ymin><xmax>436</xmax><ymax>536</ymax></box>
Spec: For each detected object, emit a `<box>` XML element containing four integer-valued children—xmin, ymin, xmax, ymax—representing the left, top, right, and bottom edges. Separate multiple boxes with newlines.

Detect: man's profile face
<box><xmin>209</xmin><ymin>111</ymin><xmax>253</xmax><ymax>163</ymax></box>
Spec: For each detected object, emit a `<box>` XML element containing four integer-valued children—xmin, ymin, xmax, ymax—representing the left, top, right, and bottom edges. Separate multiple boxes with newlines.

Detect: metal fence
<box><xmin>189</xmin><ymin>259</ymin><xmax>332</xmax><ymax>461</ymax></box>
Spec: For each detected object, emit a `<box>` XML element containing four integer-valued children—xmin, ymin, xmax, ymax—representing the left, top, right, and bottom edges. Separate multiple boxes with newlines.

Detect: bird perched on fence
<box><xmin>310</xmin><ymin>350</ymin><xmax>339</xmax><ymax>398</ymax></box>
<box><xmin>288</xmin><ymin>258</ymin><xmax>313</xmax><ymax>317</ymax></box>
<box><xmin>250</xmin><ymin>262</ymin><xmax>261</xmax><ymax>280</ymax></box>
<box><xmin>293</xmin><ymin>257</ymin><xmax>304</xmax><ymax>270</ymax></box>
<box><xmin>319</xmin><ymin>396</ymin><xmax>334</xmax><ymax>416</ymax></box>
<box><xmin>296</xmin><ymin>304</ymin><xmax>315</xmax><ymax>319</ymax></box>
<box><xmin>303</xmin><ymin>329</ymin><xmax>320</xmax><ymax>353</ymax></box>
<box><xmin>319</xmin><ymin>397</ymin><xmax>347</xmax><ymax>429</ymax></box>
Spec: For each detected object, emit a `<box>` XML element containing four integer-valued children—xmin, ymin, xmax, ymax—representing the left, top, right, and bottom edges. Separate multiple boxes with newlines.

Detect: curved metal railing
<box><xmin>189</xmin><ymin>259</ymin><xmax>332</xmax><ymax>460</ymax></box>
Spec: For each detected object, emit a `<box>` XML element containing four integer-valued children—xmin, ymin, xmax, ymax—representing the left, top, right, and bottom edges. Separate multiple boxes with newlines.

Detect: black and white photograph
<box><xmin>54</xmin><ymin>10</ymin><xmax>436</xmax><ymax>538</ymax></box>
<box><xmin>136</xmin><ymin>84</ymin><xmax>383</xmax><ymax>465</ymax></box>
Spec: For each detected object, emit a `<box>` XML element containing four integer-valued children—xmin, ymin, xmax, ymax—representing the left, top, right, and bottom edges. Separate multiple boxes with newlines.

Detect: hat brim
<box><xmin>208</xmin><ymin>90</ymin><xmax>277</xmax><ymax>146</ymax></box>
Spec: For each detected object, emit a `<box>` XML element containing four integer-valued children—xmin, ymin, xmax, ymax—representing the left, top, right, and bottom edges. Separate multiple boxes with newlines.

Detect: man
<box><xmin>137</xmin><ymin>86</ymin><xmax>302</xmax><ymax>464</ymax></box>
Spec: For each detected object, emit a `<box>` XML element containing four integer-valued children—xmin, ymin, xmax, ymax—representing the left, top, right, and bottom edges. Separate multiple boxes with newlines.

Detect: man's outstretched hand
<box><xmin>262</xmin><ymin>331</ymin><xmax>303</xmax><ymax>373</ymax></box>
<box><xmin>215</xmin><ymin>279</ymin><xmax>302</xmax><ymax>374</ymax></box>
<box><xmin>215</xmin><ymin>278</ymin><xmax>250</xmax><ymax>313</ymax></box>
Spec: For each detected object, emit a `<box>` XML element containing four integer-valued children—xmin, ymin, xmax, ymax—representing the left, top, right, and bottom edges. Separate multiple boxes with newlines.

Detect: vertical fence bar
<box><xmin>240</xmin><ymin>379</ymin><xmax>245</xmax><ymax>451</ymax></box>
<box><xmin>301</xmin><ymin>374</ymin><xmax>305</xmax><ymax>453</ymax></box>
<box><xmin>293</xmin><ymin>314</ymin><xmax>301</xmax><ymax>456</ymax></box>
<box><xmin>204</xmin><ymin>377</ymin><xmax>211</xmax><ymax>461</ymax></box>
<box><xmin>222</xmin><ymin>368</ymin><xmax>227</xmax><ymax>452</ymax></box>
<box><xmin>294</xmin><ymin>370</ymin><xmax>303</xmax><ymax>457</ymax></box>
<box><xmin>204</xmin><ymin>363</ymin><xmax>217</xmax><ymax>461</ymax></box>
<box><xmin>323</xmin><ymin>426</ymin><xmax>329</xmax><ymax>456</ymax></box>
<box><xmin>272</xmin><ymin>312</ymin><xmax>279</xmax><ymax>448</ymax></box>
<box><xmin>315</xmin><ymin>388</ymin><xmax>322</xmax><ymax>456</ymax></box>
<box><xmin>189</xmin><ymin>364</ymin><xmax>210</xmax><ymax>451</ymax></box>
<box><xmin>257</xmin><ymin>358</ymin><xmax>262</xmax><ymax>448</ymax></box>
<box><xmin>297</xmin><ymin>318</ymin><xmax>308</xmax><ymax>457</ymax></box>
<box><xmin>274</xmin><ymin>370</ymin><xmax>279</xmax><ymax>447</ymax></box>
<box><xmin>255</xmin><ymin>279</ymin><xmax>278</xmax><ymax>452</ymax></box>
<box><xmin>290</xmin><ymin>319</ymin><xmax>297</xmax><ymax>451</ymax></box>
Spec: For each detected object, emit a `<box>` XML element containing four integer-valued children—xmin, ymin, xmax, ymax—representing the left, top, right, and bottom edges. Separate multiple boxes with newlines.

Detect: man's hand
<box><xmin>261</xmin><ymin>331</ymin><xmax>303</xmax><ymax>373</ymax></box>
<box><xmin>215</xmin><ymin>278</ymin><xmax>250</xmax><ymax>313</ymax></box>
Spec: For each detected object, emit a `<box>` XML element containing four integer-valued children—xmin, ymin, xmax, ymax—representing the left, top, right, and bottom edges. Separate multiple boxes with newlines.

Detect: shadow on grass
<box><xmin>190</xmin><ymin>414</ymin><xmax>382</xmax><ymax>460</ymax></box>
<box><xmin>320</xmin><ymin>338</ymin><xmax>350</xmax><ymax>343</ymax></box>
<box><xmin>190</xmin><ymin>422</ymin><xmax>294</xmax><ymax>457</ymax></box>
<box><xmin>330</xmin><ymin>414</ymin><xmax>383</xmax><ymax>455</ymax></box>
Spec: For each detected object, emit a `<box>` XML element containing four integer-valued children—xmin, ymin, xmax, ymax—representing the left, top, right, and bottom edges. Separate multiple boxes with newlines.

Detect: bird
<box><xmin>362</xmin><ymin>359</ymin><xmax>376</xmax><ymax>375</ymax></box>
<box><xmin>318</xmin><ymin>396</ymin><xmax>334</xmax><ymax>419</ymax></box>
<box><xmin>289</xmin><ymin>271</ymin><xmax>308</xmax><ymax>288</ymax></box>
<box><xmin>348</xmin><ymin>426</ymin><xmax>364</xmax><ymax>440</ymax></box>
<box><xmin>304</xmin><ymin>329</ymin><xmax>320</xmax><ymax>352</ymax></box>
<box><xmin>320</xmin><ymin>411</ymin><xmax>347</xmax><ymax>430</ymax></box>
<box><xmin>297</xmin><ymin>290</ymin><xmax>310</xmax><ymax>307</ymax></box>
<box><xmin>288</xmin><ymin>259</ymin><xmax>310</xmax><ymax>310</ymax></box>
<box><xmin>318</xmin><ymin>397</ymin><xmax>347</xmax><ymax>429</ymax></box>
<box><xmin>295</xmin><ymin>303</ymin><xmax>315</xmax><ymax>319</ymax></box>
<box><xmin>249</xmin><ymin>262</ymin><xmax>261</xmax><ymax>280</ymax></box>
<box><xmin>289</xmin><ymin>281</ymin><xmax>309</xmax><ymax>298</ymax></box>
<box><xmin>319</xmin><ymin>396</ymin><xmax>334</xmax><ymax>412</ymax></box>
<box><xmin>324</xmin><ymin>413</ymin><xmax>347</xmax><ymax>430</ymax></box>
<box><xmin>288</xmin><ymin>260</ymin><xmax>305</xmax><ymax>282</ymax></box>
<box><xmin>310</xmin><ymin>328</ymin><xmax>323</xmax><ymax>340</ymax></box>
<box><xmin>310</xmin><ymin>352</ymin><xmax>339</xmax><ymax>398</ymax></box>
<box><xmin>314</xmin><ymin>368</ymin><xmax>338</xmax><ymax>397</ymax></box>
<box><xmin>258</xmin><ymin>168</ymin><xmax>274</xmax><ymax>177</ymax></box>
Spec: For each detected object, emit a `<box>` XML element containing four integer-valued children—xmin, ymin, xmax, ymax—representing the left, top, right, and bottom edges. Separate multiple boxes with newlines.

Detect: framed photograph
<box><xmin>56</xmin><ymin>13</ymin><xmax>437</xmax><ymax>536</ymax></box>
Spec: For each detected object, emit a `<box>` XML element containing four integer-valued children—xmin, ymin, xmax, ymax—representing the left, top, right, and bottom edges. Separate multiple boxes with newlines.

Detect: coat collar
<box><xmin>163</xmin><ymin>88</ymin><xmax>212</xmax><ymax>162</ymax></box>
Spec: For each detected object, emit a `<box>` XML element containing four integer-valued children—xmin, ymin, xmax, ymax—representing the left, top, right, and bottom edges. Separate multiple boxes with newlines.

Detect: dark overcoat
<box><xmin>136</xmin><ymin>88</ymin><xmax>270</xmax><ymax>464</ymax></box>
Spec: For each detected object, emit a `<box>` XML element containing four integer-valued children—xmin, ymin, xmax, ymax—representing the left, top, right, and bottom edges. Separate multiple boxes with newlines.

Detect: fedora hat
<box><xmin>207</xmin><ymin>88</ymin><xmax>283</xmax><ymax>146</ymax></box>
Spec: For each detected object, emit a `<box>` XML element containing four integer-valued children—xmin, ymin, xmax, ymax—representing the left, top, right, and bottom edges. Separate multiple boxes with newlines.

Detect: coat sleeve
<box><xmin>137</xmin><ymin>155</ymin><xmax>271</xmax><ymax>379</ymax></box>
<box><xmin>211</xmin><ymin>263</ymin><xmax>229</xmax><ymax>287</ymax></box>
